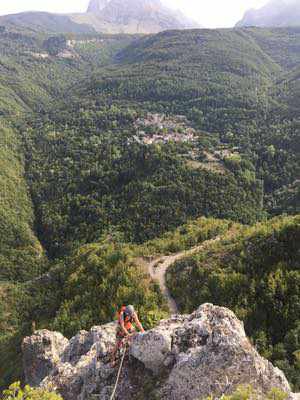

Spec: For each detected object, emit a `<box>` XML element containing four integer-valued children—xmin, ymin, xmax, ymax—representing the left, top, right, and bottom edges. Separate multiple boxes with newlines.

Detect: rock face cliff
<box><xmin>22</xmin><ymin>304</ymin><xmax>293</xmax><ymax>400</ymax></box>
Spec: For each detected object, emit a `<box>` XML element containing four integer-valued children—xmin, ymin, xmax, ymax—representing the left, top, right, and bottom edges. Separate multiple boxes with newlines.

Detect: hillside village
<box><xmin>29</xmin><ymin>37</ymin><xmax>106</xmax><ymax>60</ymax></box>
<box><xmin>133</xmin><ymin>112</ymin><xmax>240</xmax><ymax>174</ymax></box>
<box><xmin>134</xmin><ymin>113</ymin><xmax>198</xmax><ymax>145</ymax></box>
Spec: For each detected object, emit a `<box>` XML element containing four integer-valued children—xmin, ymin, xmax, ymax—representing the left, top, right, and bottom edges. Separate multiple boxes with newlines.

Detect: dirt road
<box><xmin>143</xmin><ymin>236</ymin><xmax>221</xmax><ymax>314</ymax></box>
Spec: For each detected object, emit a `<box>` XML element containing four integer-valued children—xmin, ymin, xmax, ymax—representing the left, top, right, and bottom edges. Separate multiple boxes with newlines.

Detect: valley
<box><xmin>0</xmin><ymin>16</ymin><xmax>299</xmax><ymax>399</ymax></box>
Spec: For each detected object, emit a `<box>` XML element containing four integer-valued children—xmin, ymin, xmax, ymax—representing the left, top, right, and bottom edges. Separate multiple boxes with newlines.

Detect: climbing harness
<box><xmin>109</xmin><ymin>343</ymin><xmax>128</xmax><ymax>400</ymax></box>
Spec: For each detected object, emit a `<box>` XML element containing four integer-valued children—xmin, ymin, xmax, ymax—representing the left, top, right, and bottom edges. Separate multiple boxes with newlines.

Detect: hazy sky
<box><xmin>0</xmin><ymin>0</ymin><xmax>270</xmax><ymax>28</ymax></box>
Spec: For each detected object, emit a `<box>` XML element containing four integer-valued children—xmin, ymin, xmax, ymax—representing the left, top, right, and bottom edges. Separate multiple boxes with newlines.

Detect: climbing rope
<box><xmin>109</xmin><ymin>344</ymin><xmax>128</xmax><ymax>400</ymax></box>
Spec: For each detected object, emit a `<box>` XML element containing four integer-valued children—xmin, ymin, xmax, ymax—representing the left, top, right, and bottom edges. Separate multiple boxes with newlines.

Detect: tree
<box><xmin>43</xmin><ymin>35</ymin><xmax>67</xmax><ymax>56</ymax></box>
<box><xmin>189</xmin><ymin>107</ymin><xmax>204</xmax><ymax>127</ymax></box>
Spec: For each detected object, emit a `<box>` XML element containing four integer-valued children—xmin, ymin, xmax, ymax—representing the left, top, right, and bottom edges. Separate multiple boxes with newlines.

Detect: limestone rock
<box><xmin>22</xmin><ymin>330</ymin><xmax>69</xmax><ymax>386</ymax></box>
<box><xmin>22</xmin><ymin>304</ymin><xmax>296</xmax><ymax>400</ymax></box>
<box><xmin>130</xmin><ymin>316</ymin><xmax>184</xmax><ymax>373</ymax></box>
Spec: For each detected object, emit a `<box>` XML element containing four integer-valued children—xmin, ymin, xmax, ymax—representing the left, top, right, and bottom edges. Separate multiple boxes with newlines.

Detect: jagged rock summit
<box><xmin>22</xmin><ymin>304</ymin><xmax>296</xmax><ymax>400</ymax></box>
<box><xmin>236</xmin><ymin>0</ymin><xmax>300</xmax><ymax>27</ymax></box>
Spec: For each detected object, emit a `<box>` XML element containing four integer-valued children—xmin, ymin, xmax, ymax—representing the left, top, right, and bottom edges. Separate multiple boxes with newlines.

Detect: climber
<box><xmin>110</xmin><ymin>305</ymin><xmax>145</xmax><ymax>366</ymax></box>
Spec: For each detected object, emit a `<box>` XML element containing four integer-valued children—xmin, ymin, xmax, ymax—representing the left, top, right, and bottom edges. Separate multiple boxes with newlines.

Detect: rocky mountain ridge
<box><xmin>74</xmin><ymin>0</ymin><xmax>200</xmax><ymax>34</ymax></box>
<box><xmin>22</xmin><ymin>304</ymin><xmax>298</xmax><ymax>400</ymax></box>
<box><xmin>0</xmin><ymin>0</ymin><xmax>199</xmax><ymax>34</ymax></box>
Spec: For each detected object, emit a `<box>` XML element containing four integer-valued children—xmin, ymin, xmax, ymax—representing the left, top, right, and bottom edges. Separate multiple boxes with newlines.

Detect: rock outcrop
<box><xmin>22</xmin><ymin>304</ymin><xmax>294</xmax><ymax>400</ymax></box>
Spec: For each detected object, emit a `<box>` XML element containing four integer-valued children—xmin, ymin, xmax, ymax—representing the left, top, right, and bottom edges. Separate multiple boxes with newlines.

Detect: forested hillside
<box><xmin>22</xmin><ymin>28</ymin><xmax>300</xmax><ymax>259</ymax></box>
<box><xmin>23</xmin><ymin>108</ymin><xmax>263</xmax><ymax>258</ymax></box>
<box><xmin>167</xmin><ymin>215</ymin><xmax>300</xmax><ymax>389</ymax></box>
<box><xmin>0</xmin><ymin>121</ymin><xmax>45</xmax><ymax>282</ymax></box>
<box><xmin>0</xmin><ymin>12</ymin><xmax>96</xmax><ymax>34</ymax></box>
<box><xmin>0</xmin><ymin>27</ymin><xmax>138</xmax><ymax>115</ymax></box>
<box><xmin>0</xmin><ymin>25</ymin><xmax>299</xmax><ymax>392</ymax></box>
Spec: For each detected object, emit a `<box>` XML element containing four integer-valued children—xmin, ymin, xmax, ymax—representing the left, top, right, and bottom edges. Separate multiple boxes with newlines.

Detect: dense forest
<box><xmin>167</xmin><ymin>215</ymin><xmax>300</xmax><ymax>389</ymax></box>
<box><xmin>0</xmin><ymin>24</ymin><xmax>299</xmax><ymax>393</ymax></box>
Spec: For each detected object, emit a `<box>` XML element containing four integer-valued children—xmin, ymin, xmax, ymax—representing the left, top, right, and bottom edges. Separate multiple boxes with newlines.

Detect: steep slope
<box><xmin>167</xmin><ymin>215</ymin><xmax>300</xmax><ymax>389</ymax></box>
<box><xmin>244</xmin><ymin>27</ymin><xmax>300</xmax><ymax>70</ymax></box>
<box><xmin>0</xmin><ymin>27</ymin><xmax>139</xmax><ymax>388</ymax></box>
<box><xmin>0</xmin><ymin>28</ymin><xmax>139</xmax><ymax>276</ymax></box>
<box><xmin>0</xmin><ymin>28</ymin><xmax>138</xmax><ymax>117</ymax></box>
<box><xmin>0</xmin><ymin>120</ymin><xmax>46</xmax><ymax>388</ymax></box>
<box><xmin>83</xmin><ymin>28</ymin><xmax>299</xmax><ymax>215</ymax></box>
<box><xmin>237</xmin><ymin>0</ymin><xmax>300</xmax><ymax>28</ymax></box>
<box><xmin>278</xmin><ymin>66</ymin><xmax>300</xmax><ymax>112</ymax></box>
<box><xmin>88</xmin><ymin>28</ymin><xmax>281</xmax><ymax>130</ymax></box>
<box><xmin>0</xmin><ymin>29</ymin><xmax>92</xmax><ymax>115</ymax></box>
<box><xmin>2</xmin><ymin>27</ymin><xmax>299</xmax><ymax>260</ymax></box>
<box><xmin>21</xmin><ymin>304</ymin><xmax>294</xmax><ymax>400</ymax></box>
<box><xmin>0</xmin><ymin>217</ymin><xmax>230</xmax><ymax>388</ymax></box>
<box><xmin>0</xmin><ymin>122</ymin><xmax>45</xmax><ymax>282</ymax></box>
<box><xmin>0</xmin><ymin>25</ymin><xmax>299</xmax><ymax>392</ymax></box>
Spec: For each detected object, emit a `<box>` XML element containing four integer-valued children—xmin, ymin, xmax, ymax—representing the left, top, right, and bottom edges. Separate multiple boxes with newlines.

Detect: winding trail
<box><xmin>139</xmin><ymin>236</ymin><xmax>221</xmax><ymax>314</ymax></box>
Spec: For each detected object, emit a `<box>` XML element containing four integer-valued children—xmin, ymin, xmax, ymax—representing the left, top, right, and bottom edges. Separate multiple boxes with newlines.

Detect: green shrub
<box><xmin>205</xmin><ymin>385</ymin><xmax>287</xmax><ymax>400</ymax></box>
<box><xmin>2</xmin><ymin>382</ymin><xmax>62</xmax><ymax>400</ymax></box>
<box><xmin>52</xmin><ymin>239</ymin><xmax>168</xmax><ymax>337</ymax></box>
<box><xmin>167</xmin><ymin>215</ymin><xmax>300</xmax><ymax>389</ymax></box>
<box><xmin>42</xmin><ymin>35</ymin><xmax>67</xmax><ymax>56</ymax></box>
<box><xmin>139</xmin><ymin>217</ymin><xmax>233</xmax><ymax>256</ymax></box>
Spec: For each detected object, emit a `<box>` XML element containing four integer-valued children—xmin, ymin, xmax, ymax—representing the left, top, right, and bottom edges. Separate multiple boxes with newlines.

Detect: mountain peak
<box><xmin>87</xmin><ymin>0</ymin><xmax>164</xmax><ymax>12</ymax></box>
<box><xmin>83</xmin><ymin>0</ymin><xmax>199</xmax><ymax>33</ymax></box>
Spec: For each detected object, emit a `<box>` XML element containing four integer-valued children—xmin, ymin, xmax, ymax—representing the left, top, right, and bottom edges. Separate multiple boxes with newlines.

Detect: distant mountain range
<box><xmin>0</xmin><ymin>0</ymin><xmax>299</xmax><ymax>36</ymax></box>
<box><xmin>0</xmin><ymin>0</ymin><xmax>200</xmax><ymax>34</ymax></box>
<box><xmin>237</xmin><ymin>0</ymin><xmax>300</xmax><ymax>27</ymax></box>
